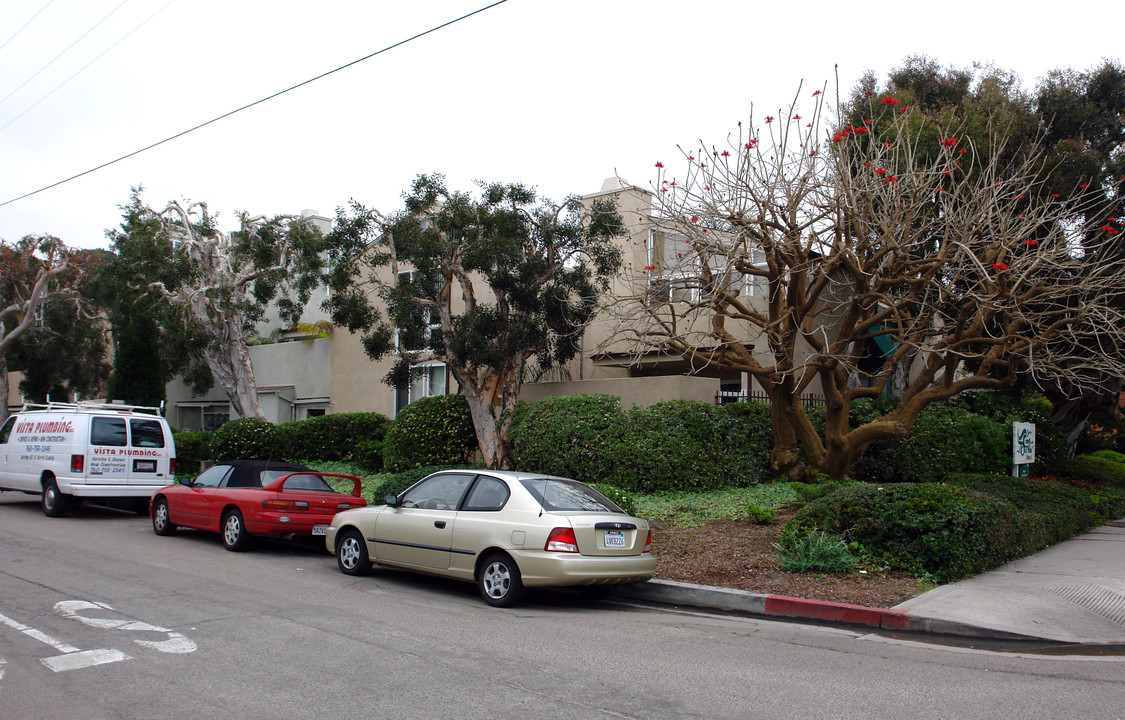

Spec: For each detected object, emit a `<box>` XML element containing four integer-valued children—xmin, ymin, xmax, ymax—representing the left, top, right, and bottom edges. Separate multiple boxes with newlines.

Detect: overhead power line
<box><xmin>0</xmin><ymin>0</ymin><xmax>57</xmax><ymax>55</ymax></box>
<box><xmin>0</xmin><ymin>0</ymin><xmax>509</xmax><ymax>209</ymax></box>
<box><xmin>0</xmin><ymin>0</ymin><xmax>177</xmax><ymax>132</ymax></box>
<box><xmin>0</xmin><ymin>0</ymin><xmax>130</xmax><ymax>108</ymax></box>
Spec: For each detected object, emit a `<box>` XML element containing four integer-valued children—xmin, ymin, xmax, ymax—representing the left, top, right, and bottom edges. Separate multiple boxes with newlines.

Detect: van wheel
<box><xmin>42</xmin><ymin>479</ymin><xmax>68</xmax><ymax>518</ymax></box>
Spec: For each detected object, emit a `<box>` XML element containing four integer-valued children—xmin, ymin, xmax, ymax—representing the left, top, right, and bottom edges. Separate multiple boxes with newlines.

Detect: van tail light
<box><xmin>71</xmin><ymin>455</ymin><xmax>84</xmax><ymax>473</ymax></box>
<box><xmin>643</xmin><ymin>530</ymin><xmax>652</xmax><ymax>553</ymax></box>
<box><xmin>170</xmin><ymin>458</ymin><xmax>176</xmax><ymax>475</ymax></box>
<box><xmin>262</xmin><ymin>499</ymin><xmax>309</xmax><ymax>511</ymax></box>
<box><xmin>545</xmin><ymin>527</ymin><xmax>579</xmax><ymax>553</ymax></box>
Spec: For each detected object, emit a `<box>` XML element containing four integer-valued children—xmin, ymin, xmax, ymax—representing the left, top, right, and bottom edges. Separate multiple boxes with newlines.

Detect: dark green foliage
<box><xmin>510</xmin><ymin>395</ymin><xmax>772</xmax><ymax>492</ymax></box>
<box><xmin>614</xmin><ymin>400</ymin><xmax>769</xmax><ymax>492</ymax></box>
<box><xmin>774</xmin><ymin>530</ymin><xmax>856</xmax><ymax>573</ymax></box>
<box><xmin>589</xmin><ymin>483</ymin><xmax>637</xmax><ymax>516</ymax></box>
<box><xmin>371</xmin><ymin>465</ymin><xmax>467</xmax><ymax>502</ymax></box>
<box><xmin>782</xmin><ymin>483</ymin><xmax>1023</xmax><ymax>582</ymax></box>
<box><xmin>105</xmin><ymin>314</ymin><xmax>165</xmax><ymax>407</ymax></box>
<box><xmin>209</xmin><ymin>419</ymin><xmax>282</xmax><ymax>461</ymax></box>
<box><xmin>9</xmin><ymin>295</ymin><xmax>111</xmax><ymax>403</ymax></box>
<box><xmin>852</xmin><ymin>404</ymin><xmax>1008</xmax><ymax>483</ymax></box>
<box><xmin>946</xmin><ymin>472</ymin><xmax>1104</xmax><ymax>542</ymax></box>
<box><xmin>1076</xmin><ymin>412</ymin><xmax>1125</xmax><ymax>454</ymax></box>
<box><xmin>276</xmin><ymin>413</ymin><xmax>389</xmax><ymax>466</ymax></box>
<box><xmin>172</xmin><ymin>431</ymin><xmax>212</xmax><ymax>476</ymax></box>
<box><xmin>1067</xmin><ymin>452</ymin><xmax>1125</xmax><ymax>485</ymax></box>
<box><xmin>791</xmin><ymin>480</ymin><xmax>850</xmax><ymax>504</ymax></box>
<box><xmin>381</xmin><ymin>395</ymin><xmax>477</xmax><ymax>472</ymax></box>
<box><xmin>510</xmin><ymin>394</ymin><xmax>628</xmax><ymax>484</ymax></box>
<box><xmin>783</xmin><ymin>473</ymin><xmax>1120</xmax><ymax>582</ymax></box>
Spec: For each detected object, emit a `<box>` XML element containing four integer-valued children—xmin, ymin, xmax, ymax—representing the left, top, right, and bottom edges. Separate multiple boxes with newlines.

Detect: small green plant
<box><xmin>746</xmin><ymin>502</ymin><xmax>775</xmax><ymax>524</ymax></box>
<box><xmin>773</xmin><ymin>530</ymin><xmax>857</xmax><ymax>574</ymax></box>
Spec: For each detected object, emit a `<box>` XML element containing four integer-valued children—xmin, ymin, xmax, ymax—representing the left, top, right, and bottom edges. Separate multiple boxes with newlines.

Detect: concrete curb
<box><xmin>609</xmin><ymin>579</ymin><xmax>1038</xmax><ymax>641</ymax></box>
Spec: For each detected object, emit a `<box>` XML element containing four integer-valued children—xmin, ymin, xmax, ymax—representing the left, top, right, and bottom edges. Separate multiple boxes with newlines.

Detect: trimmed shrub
<box><xmin>852</xmin><ymin>405</ymin><xmax>1008</xmax><ymax>483</ymax></box>
<box><xmin>172</xmin><ymin>431</ymin><xmax>211</xmax><ymax>476</ymax></box>
<box><xmin>209</xmin><ymin>419</ymin><xmax>282</xmax><ymax>461</ymax></box>
<box><xmin>946</xmin><ymin>472</ymin><xmax>1101</xmax><ymax>544</ymax></box>
<box><xmin>1068</xmin><ymin>452</ymin><xmax>1125</xmax><ymax>485</ymax></box>
<box><xmin>277</xmin><ymin>413</ymin><xmax>390</xmax><ymax>466</ymax></box>
<box><xmin>781</xmin><ymin>482</ymin><xmax>1023</xmax><ymax>582</ymax></box>
<box><xmin>510</xmin><ymin>394</ymin><xmax>628</xmax><ymax>484</ymax></box>
<box><xmin>774</xmin><ymin>530</ymin><xmax>856</xmax><ymax>573</ymax></box>
<box><xmin>612</xmin><ymin>400</ymin><xmax>769</xmax><ymax>492</ymax></box>
<box><xmin>512</xmin><ymin>395</ymin><xmax>771</xmax><ymax>492</ymax></box>
<box><xmin>382</xmin><ymin>395</ymin><xmax>477</xmax><ymax>472</ymax></box>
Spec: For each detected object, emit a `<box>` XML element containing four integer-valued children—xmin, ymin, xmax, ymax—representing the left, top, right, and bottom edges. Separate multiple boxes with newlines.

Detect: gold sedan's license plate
<box><xmin>312</xmin><ymin>524</ymin><xmax>329</xmax><ymax>536</ymax></box>
<box><xmin>604</xmin><ymin>530</ymin><xmax>625</xmax><ymax>548</ymax></box>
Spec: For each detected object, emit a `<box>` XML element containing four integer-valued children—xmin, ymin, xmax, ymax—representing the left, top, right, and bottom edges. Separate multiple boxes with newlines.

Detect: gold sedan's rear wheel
<box><xmin>478</xmin><ymin>552</ymin><xmax>524</xmax><ymax>608</ymax></box>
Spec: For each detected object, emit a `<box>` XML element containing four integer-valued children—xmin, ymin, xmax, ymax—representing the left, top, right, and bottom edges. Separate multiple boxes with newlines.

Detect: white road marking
<box><xmin>0</xmin><ymin>610</ymin><xmax>130</xmax><ymax>673</ymax></box>
<box><xmin>0</xmin><ymin>611</ymin><xmax>81</xmax><ymax>653</ymax></box>
<box><xmin>54</xmin><ymin>600</ymin><xmax>197</xmax><ymax>653</ymax></box>
<box><xmin>40</xmin><ymin>648</ymin><xmax>131</xmax><ymax>673</ymax></box>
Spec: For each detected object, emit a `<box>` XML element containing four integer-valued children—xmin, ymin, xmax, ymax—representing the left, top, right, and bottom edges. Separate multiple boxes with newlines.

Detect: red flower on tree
<box><xmin>992</xmin><ymin>262</ymin><xmax>1009</xmax><ymax>271</ymax></box>
<box><xmin>720</xmin><ymin>151</ymin><xmax>730</xmax><ymax>157</ymax></box>
<box><xmin>880</xmin><ymin>97</ymin><xmax>900</xmax><ymax>105</ymax></box>
<box><xmin>1024</xmin><ymin>239</ymin><xmax>1037</xmax><ymax>245</ymax></box>
<box><xmin>885</xmin><ymin>176</ymin><xmax>898</xmax><ymax>182</ymax></box>
<box><xmin>690</xmin><ymin>216</ymin><xmax>699</xmax><ymax>223</ymax></box>
<box><xmin>655</xmin><ymin>162</ymin><xmax>664</xmax><ymax>168</ymax></box>
<box><xmin>812</xmin><ymin>90</ymin><xmax>822</xmax><ymax>96</ymax></box>
<box><xmin>765</xmin><ymin>116</ymin><xmax>774</xmax><ymax>124</ymax></box>
<box><xmin>875</xmin><ymin>168</ymin><xmax>887</xmax><ymax>175</ymax></box>
<box><xmin>940</xmin><ymin>138</ymin><xmax>958</xmax><ymax>146</ymax></box>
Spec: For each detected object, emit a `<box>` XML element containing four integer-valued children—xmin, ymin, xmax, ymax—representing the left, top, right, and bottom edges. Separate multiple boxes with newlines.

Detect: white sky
<box><xmin>0</xmin><ymin>0</ymin><xmax>1120</xmax><ymax>249</ymax></box>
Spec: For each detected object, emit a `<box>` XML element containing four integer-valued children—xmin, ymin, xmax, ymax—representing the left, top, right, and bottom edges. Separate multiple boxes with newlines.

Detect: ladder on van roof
<box><xmin>19</xmin><ymin>400</ymin><xmax>166</xmax><ymax>417</ymax></box>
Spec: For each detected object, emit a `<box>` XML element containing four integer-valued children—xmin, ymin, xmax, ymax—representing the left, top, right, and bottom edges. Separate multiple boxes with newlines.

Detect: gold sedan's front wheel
<box><xmin>478</xmin><ymin>552</ymin><xmax>524</xmax><ymax>608</ymax></box>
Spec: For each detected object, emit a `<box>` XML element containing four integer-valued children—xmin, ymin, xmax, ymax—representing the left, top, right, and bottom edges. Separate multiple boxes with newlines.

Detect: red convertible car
<box><xmin>150</xmin><ymin>460</ymin><xmax>367</xmax><ymax>551</ymax></box>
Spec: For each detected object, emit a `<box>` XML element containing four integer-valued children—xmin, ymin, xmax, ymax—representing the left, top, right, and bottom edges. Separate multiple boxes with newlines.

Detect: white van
<box><xmin>0</xmin><ymin>401</ymin><xmax>177</xmax><ymax>517</ymax></box>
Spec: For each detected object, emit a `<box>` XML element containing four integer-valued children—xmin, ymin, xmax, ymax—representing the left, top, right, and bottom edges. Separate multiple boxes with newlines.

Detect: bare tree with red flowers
<box><xmin>606</xmin><ymin>88</ymin><xmax>1125</xmax><ymax>481</ymax></box>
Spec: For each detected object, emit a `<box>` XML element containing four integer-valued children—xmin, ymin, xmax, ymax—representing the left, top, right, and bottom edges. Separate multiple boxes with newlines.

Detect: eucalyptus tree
<box><xmin>325</xmin><ymin>174</ymin><xmax>624</xmax><ymax>469</ymax></box>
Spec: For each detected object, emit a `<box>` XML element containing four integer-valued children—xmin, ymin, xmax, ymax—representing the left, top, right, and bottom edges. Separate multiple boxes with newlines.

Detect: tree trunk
<box><xmin>202</xmin><ymin>321</ymin><xmax>265</xmax><ymax>421</ymax></box>
<box><xmin>460</xmin><ymin>381</ymin><xmax>512</xmax><ymax>470</ymax></box>
<box><xmin>0</xmin><ymin>356</ymin><xmax>9</xmax><ymax>423</ymax></box>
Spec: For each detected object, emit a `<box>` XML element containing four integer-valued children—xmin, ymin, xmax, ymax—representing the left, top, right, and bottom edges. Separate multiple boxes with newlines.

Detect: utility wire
<box><xmin>0</xmin><ymin>0</ymin><xmax>131</xmax><ymax>107</ymax></box>
<box><xmin>0</xmin><ymin>0</ymin><xmax>57</xmax><ymax>55</ymax></box>
<box><xmin>1</xmin><ymin>0</ymin><xmax>176</xmax><ymax>132</ymax></box>
<box><xmin>0</xmin><ymin>0</ymin><xmax>509</xmax><ymax>208</ymax></box>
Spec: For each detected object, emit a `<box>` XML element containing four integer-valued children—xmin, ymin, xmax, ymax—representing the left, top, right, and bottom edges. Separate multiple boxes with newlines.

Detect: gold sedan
<box><xmin>325</xmin><ymin>470</ymin><xmax>655</xmax><ymax>606</ymax></box>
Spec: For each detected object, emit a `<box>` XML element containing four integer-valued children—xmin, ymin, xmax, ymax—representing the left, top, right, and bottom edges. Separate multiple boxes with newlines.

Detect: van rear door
<box><xmin>87</xmin><ymin>416</ymin><xmax>129</xmax><ymax>485</ymax></box>
<box><xmin>127</xmin><ymin>417</ymin><xmax>171</xmax><ymax>486</ymax></box>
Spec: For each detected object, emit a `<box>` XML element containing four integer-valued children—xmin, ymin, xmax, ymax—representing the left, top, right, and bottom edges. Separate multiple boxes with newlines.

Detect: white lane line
<box><xmin>40</xmin><ymin>648</ymin><xmax>131</xmax><ymax>673</ymax></box>
<box><xmin>0</xmin><ymin>610</ymin><xmax>80</xmax><ymax>653</ymax></box>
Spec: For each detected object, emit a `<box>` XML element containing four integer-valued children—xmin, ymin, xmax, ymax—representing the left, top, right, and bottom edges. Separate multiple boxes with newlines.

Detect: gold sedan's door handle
<box><xmin>434</xmin><ymin>520</ymin><xmax>446</xmax><ymax>529</ymax></box>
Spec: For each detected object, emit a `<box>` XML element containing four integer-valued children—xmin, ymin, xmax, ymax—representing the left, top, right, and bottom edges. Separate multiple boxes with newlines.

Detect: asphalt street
<box><xmin>2</xmin><ymin>493</ymin><xmax>1124</xmax><ymax>720</ymax></box>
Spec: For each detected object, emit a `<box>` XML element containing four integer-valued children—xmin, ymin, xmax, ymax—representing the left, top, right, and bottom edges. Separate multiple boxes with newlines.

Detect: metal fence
<box><xmin>715</xmin><ymin>390</ymin><xmax>827</xmax><ymax>407</ymax></box>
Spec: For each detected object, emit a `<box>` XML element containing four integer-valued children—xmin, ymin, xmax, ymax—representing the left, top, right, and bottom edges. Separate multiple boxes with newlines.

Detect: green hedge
<box><xmin>209</xmin><ymin>418</ymin><xmax>282</xmax><ymax>461</ymax></box>
<box><xmin>781</xmin><ymin>482</ymin><xmax>1025</xmax><ymax>582</ymax></box>
<box><xmin>852</xmin><ymin>404</ymin><xmax>1009</xmax><ymax>483</ymax></box>
<box><xmin>172</xmin><ymin>431</ymin><xmax>211</xmax><ymax>475</ymax></box>
<box><xmin>510</xmin><ymin>394</ymin><xmax>628</xmax><ymax>484</ymax></box>
<box><xmin>510</xmin><ymin>395</ymin><xmax>771</xmax><ymax>492</ymax></box>
<box><xmin>1067</xmin><ymin>451</ymin><xmax>1125</xmax><ymax>485</ymax></box>
<box><xmin>381</xmin><ymin>395</ymin><xmax>477</xmax><ymax>472</ymax></box>
<box><xmin>277</xmin><ymin>412</ymin><xmax>389</xmax><ymax>467</ymax></box>
<box><xmin>782</xmin><ymin>473</ymin><xmax>1125</xmax><ymax>582</ymax></box>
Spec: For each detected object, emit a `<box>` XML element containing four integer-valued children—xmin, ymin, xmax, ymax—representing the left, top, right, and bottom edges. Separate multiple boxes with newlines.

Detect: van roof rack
<box><xmin>19</xmin><ymin>400</ymin><xmax>166</xmax><ymax>417</ymax></box>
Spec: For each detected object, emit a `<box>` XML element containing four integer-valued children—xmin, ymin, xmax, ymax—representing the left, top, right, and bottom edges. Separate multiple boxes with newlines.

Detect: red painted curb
<box><xmin>763</xmin><ymin>595</ymin><xmax>910</xmax><ymax>630</ymax></box>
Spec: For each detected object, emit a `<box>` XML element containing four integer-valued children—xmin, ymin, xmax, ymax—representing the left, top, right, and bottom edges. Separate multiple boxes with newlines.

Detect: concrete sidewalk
<box><xmin>612</xmin><ymin>520</ymin><xmax>1125</xmax><ymax>647</ymax></box>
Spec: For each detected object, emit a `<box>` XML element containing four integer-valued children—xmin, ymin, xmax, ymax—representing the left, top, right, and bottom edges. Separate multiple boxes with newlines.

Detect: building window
<box><xmin>395</xmin><ymin>270</ymin><xmax>442</xmax><ymax>352</ymax></box>
<box><xmin>395</xmin><ymin>364</ymin><xmax>446</xmax><ymax>416</ymax></box>
<box><xmin>305</xmin><ymin>408</ymin><xmax>326</xmax><ymax>418</ymax></box>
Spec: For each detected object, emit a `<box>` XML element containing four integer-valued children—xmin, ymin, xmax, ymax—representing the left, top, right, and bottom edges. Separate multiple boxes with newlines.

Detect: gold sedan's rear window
<box><xmin>520</xmin><ymin>478</ymin><xmax>623</xmax><ymax>513</ymax></box>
